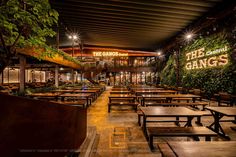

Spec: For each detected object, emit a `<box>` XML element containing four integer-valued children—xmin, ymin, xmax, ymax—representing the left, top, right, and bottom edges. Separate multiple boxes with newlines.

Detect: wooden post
<box><xmin>1</xmin><ymin>71</ymin><xmax>3</xmax><ymax>84</ymax></box>
<box><xmin>114</xmin><ymin>73</ymin><xmax>116</xmax><ymax>86</ymax></box>
<box><xmin>130</xmin><ymin>72</ymin><xmax>132</xmax><ymax>84</ymax></box>
<box><xmin>71</xmin><ymin>69</ymin><xmax>74</xmax><ymax>85</ymax></box>
<box><xmin>19</xmin><ymin>55</ymin><xmax>26</xmax><ymax>94</ymax></box>
<box><xmin>55</xmin><ymin>65</ymin><xmax>59</xmax><ymax>88</ymax></box>
<box><xmin>144</xmin><ymin>72</ymin><xmax>146</xmax><ymax>84</ymax></box>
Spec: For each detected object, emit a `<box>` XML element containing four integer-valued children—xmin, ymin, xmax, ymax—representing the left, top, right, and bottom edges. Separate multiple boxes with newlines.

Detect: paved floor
<box><xmin>87</xmin><ymin>87</ymin><xmax>236</xmax><ymax>157</ymax></box>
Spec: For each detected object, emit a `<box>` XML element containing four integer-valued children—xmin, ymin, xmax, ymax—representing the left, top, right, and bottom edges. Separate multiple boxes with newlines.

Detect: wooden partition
<box><xmin>0</xmin><ymin>94</ymin><xmax>87</xmax><ymax>157</ymax></box>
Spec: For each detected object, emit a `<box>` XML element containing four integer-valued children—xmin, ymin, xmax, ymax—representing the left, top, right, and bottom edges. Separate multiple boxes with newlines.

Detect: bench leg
<box><xmin>149</xmin><ymin>135</ymin><xmax>154</xmax><ymax>150</ymax></box>
<box><xmin>192</xmin><ymin>136</ymin><xmax>200</xmax><ymax>141</ymax></box>
<box><xmin>175</xmin><ymin>117</ymin><xmax>180</xmax><ymax>126</ymax></box>
<box><xmin>205</xmin><ymin>136</ymin><xmax>211</xmax><ymax>141</ymax></box>
<box><xmin>138</xmin><ymin>114</ymin><xmax>142</xmax><ymax>126</ymax></box>
<box><xmin>195</xmin><ymin>116</ymin><xmax>203</xmax><ymax>126</ymax></box>
<box><xmin>108</xmin><ymin>105</ymin><xmax>111</xmax><ymax>112</ymax></box>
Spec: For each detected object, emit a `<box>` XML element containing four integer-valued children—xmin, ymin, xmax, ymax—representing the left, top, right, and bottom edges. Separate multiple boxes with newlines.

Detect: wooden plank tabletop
<box><xmin>161</xmin><ymin>141</ymin><xmax>236</xmax><ymax>157</ymax></box>
<box><xmin>109</xmin><ymin>94</ymin><xmax>136</xmax><ymax>98</ymax></box>
<box><xmin>59</xmin><ymin>93</ymin><xmax>92</xmax><ymax>97</ymax></box>
<box><xmin>206</xmin><ymin>107</ymin><xmax>236</xmax><ymax>116</ymax></box>
<box><xmin>140</xmin><ymin>107</ymin><xmax>203</xmax><ymax>117</ymax></box>
<box><xmin>27</xmin><ymin>92</ymin><xmax>60</xmax><ymax>97</ymax></box>
<box><xmin>141</xmin><ymin>94</ymin><xmax>201</xmax><ymax>98</ymax></box>
<box><xmin>110</xmin><ymin>91</ymin><xmax>132</xmax><ymax>94</ymax></box>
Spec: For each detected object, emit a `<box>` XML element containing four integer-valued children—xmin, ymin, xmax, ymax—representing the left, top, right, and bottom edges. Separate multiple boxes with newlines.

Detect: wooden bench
<box><xmin>108</xmin><ymin>102</ymin><xmax>140</xmax><ymax>112</ymax></box>
<box><xmin>50</xmin><ymin>100</ymin><xmax>87</xmax><ymax>108</ymax></box>
<box><xmin>137</xmin><ymin>111</ymin><xmax>194</xmax><ymax>127</ymax></box>
<box><xmin>147</xmin><ymin>126</ymin><xmax>217</xmax><ymax>150</ymax></box>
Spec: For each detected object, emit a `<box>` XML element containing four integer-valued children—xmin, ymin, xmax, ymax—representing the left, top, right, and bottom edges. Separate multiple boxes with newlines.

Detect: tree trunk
<box><xmin>0</xmin><ymin>59</ymin><xmax>9</xmax><ymax>75</ymax></box>
<box><xmin>0</xmin><ymin>49</ymin><xmax>13</xmax><ymax>75</ymax></box>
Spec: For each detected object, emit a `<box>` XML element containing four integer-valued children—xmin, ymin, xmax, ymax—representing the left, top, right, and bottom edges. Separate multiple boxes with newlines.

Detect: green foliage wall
<box><xmin>160</xmin><ymin>55</ymin><xmax>177</xmax><ymax>86</ymax></box>
<box><xmin>161</xmin><ymin>31</ymin><xmax>236</xmax><ymax>97</ymax></box>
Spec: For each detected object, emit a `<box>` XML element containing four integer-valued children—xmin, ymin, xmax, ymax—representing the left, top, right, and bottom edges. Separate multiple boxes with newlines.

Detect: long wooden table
<box><xmin>110</xmin><ymin>91</ymin><xmax>132</xmax><ymax>95</ymax></box>
<box><xmin>140</xmin><ymin>107</ymin><xmax>203</xmax><ymax>138</ymax></box>
<box><xmin>26</xmin><ymin>92</ymin><xmax>60</xmax><ymax>100</ymax></box>
<box><xmin>205</xmin><ymin>107</ymin><xmax>236</xmax><ymax>139</ymax></box>
<box><xmin>140</xmin><ymin>94</ymin><xmax>201</xmax><ymax>106</ymax></box>
<box><xmin>53</xmin><ymin>89</ymin><xmax>98</xmax><ymax>99</ymax></box>
<box><xmin>134</xmin><ymin>90</ymin><xmax>177</xmax><ymax>96</ymax></box>
<box><xmin>59</xmin><ymin>93</ymin><xmax>93</xmax><ymax>106</ymax></box>
<box><xmin>158</xmin><ymin>141</ymin><xmax>236</xmax><ymax>157</ymax></box>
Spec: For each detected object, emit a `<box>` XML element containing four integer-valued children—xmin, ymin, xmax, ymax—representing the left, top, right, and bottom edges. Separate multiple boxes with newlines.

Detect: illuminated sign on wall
<box><xmin>185</xmin><ymin>46</ymin><xmax>229</xmax><ymax>70</ymax></box>
<box><xmin>92</xmin><ymin>51</ymin><xmax>128</xmax><ymax>57</ymax></box>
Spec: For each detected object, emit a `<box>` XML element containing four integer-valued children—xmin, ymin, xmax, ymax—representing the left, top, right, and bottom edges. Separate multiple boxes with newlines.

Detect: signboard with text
<box><xmin>185</xmin><ymin>46</ymin><xmax>229</xmax><ymax>70</ymax></box>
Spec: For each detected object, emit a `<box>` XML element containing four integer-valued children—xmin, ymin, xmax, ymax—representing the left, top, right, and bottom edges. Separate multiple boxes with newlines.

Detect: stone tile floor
<box><xmin>87</xmin><ymin>87</ymin><xmax>236</xmax><ymax>157</ymax></box>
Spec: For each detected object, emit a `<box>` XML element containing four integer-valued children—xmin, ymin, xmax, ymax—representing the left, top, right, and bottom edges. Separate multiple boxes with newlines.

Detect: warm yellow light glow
<box><xmin>186</xmin><ymin>34</ymin><xmax>192</xmax><ymax>39</ymax></box>
<box><xmin>92</xmin><ymin>51</ymin><xmax>128</xmax><ymax>57</ymax></box>
<box><xmin>185</xmin><ymin>46</ymin><xmax>229</xmax><ymax>70</ymax></box>
<box><xmin>157</xmin><ymin>51</ymin><xmax>162</xmax><ymax>56</ymax></box>
<box><xmin>73</xmin><ymin>35</ymin><xmax>77</xmax><ymax>39</ymax></box>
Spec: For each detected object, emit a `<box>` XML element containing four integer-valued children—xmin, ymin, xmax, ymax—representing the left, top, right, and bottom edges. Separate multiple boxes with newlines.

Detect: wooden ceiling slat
<box><xmin>49</xmin><ymin>0</ymin><xmax>224</xmax><ymax>50</ymax></box>
<box><xmin>53</xmin><ymin>3</ymin><xmax>196</xmax><ymax>21</ymax></box>
<box><xmin>61</xmin><ymin>16</ymin><xmax>184</xmax><ymax>31</ymax></box>
<box><xmin>157</xmin><ymin>0</ymin><xmax>219</xmax><ymax>7</ymax></box>
<box><xmin>59</xmin><ymin>11</ymin><xmax>189</xmax><ymax>28</ymax></box>
<box><xmin>60</xmin><ymin>0</ymin><xmax>206</xmax><ymax>16</ymax></box>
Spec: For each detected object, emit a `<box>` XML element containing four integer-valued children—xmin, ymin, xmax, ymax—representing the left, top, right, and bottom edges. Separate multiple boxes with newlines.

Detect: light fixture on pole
<box><xmin>68</xmin><ymin>34</ymin><xmax>78</xmax><ymax>57</ymax></box>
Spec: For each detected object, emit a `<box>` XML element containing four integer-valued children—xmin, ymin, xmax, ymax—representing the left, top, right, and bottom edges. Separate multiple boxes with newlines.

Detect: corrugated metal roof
<box><xmin>50</xmin><ymin>0</ymin><xmax>224</xmax><ymax>51</ymax></box>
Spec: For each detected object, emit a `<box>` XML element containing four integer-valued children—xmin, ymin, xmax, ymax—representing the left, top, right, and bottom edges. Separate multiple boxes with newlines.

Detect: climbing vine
<box><xmin>161</xmin><ymin>30</ymin><xmax>236</xmax><ymax>98</ymax></box>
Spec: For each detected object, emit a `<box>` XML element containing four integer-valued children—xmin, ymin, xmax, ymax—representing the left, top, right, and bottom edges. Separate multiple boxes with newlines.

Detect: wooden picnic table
<box><xmin>158</xmin><ymin>141</ymin><xmax>236</xmax><ymax>157</ymax></box>
<box><xmin>134</xmin><ymin>90</ymin><xmax>177</xmax><ymax>96</ymax></box>
<box><xmin>108</xmin><ymin>94</ymin><xmax>136</xmax><ymax>103</ymax></box>
<box><xmin>140</xmin><ymin>107</ymin><xmax>203</xmax><ymax>138</ymax></box>
<box><xmin>140</xmin><ymin>94</ymin><xmax>201</xmax><ymax>106</ymax></box>
<box><xmin>205</xmin><ymin>107</ymin><xmax>236</xmax><ymax>139</ymax></box>
<box><xmin>110</xmin><ymin>91</ymin><xmax>132</xmax><ymax>95</ymax></box>
<box><xmin>131</xmin><ymin>88</ymin><xmax>164</xmax><ymax>91</ymax></box>
<box><xmin>53</xmin><ymin>89</ymin><xmax>98</xmax><ymax>99</ymax></box>
<box><xmin>26</xmin><ymin>92</ymin><xmax>60</xmax><ymax>100</ymax></box>
<box><xmin>111</xmin><ymin>88</ymin><xmax>129</xmax><ymax>91</ymax></box>
<box><xmin>59</xmin><ymin>93</ymin><xmax>93</xmax><ymax>106</ymax></box>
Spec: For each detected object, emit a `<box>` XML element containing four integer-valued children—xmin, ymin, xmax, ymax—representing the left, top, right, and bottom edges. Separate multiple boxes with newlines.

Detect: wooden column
<box><xmin>80</xmin><ymin>71</ymin><xmax>83</xmax><ymax>82</ymax></box>
<box><xmin>114</xmin><ymin>73</ymin><xmax>116</xmax><ymax>86</ymax></box>
<box><xmin>130</xmin><ymin>72</ymin><xmax>132</xmax><ymax>84</ymax></box>
<box><xmin>71</xmin><ymin>69</ymin><xmax>74</xmax><ymax>85</ymax></box>
<box><xmin>55</xmin><ymin>65</ymin><xmax>59</xmax><ymax>88</ymax></box>
<box><xmin>19</xmin><ymin>55</ymin><xmax>26</xmax><ymax>94</ymax></box>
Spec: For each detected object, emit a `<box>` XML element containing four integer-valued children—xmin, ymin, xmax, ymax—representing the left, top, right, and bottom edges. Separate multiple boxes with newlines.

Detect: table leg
<box><xmin>195</xmin><ymin>116</ymin><xmax>203</xmax><ymax>126</ymax></box>
<box><xmin>184</xmin><ymin>116</ymin><xmax>194</xmax><ymax>127</ymax></box>
<box><xmin>142</xmin><ymin>98</ymin><xmax>144</xmax><ymax>106</ymax></box>
<box><xmin>142</xmin><ymin>115</ymin><xmax>148</xmax><ymax>140</ymax></box>
<box><xmin>207</xmin><ymin>110</ymin><xmax>230</xmax><ymax>140</ymax></box>
<box><xmin>175</xmin><ymin>116</ymin><xmax>180</xmax><ymax>126</ymax></box>
<box><xmin>87</xmin><ymin>97</ymin><xmax>89</xmax><ymax>106</ymax></box>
